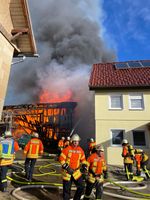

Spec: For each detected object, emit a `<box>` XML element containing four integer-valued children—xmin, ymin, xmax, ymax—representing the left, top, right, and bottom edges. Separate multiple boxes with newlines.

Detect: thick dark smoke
<box><xmin>5</xmin><ymin>0</ymin><xmax>116</xmax><ymax>147</ymax></box>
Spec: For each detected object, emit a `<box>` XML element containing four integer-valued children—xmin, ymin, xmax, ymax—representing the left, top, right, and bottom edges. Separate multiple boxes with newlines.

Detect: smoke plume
<box><xmin>6</xmin><ymin>0</ymin><xmax>116</xmax><ymax>146</ymax></box>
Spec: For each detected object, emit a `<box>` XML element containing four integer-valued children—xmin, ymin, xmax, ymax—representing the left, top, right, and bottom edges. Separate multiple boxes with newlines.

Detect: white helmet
<box><xmin>96</xmin><ymin>145</ymin><xmax>104</xmax><ymax>152</ymax></box>
<box><xmin>122</xmin><ymin>139</ymin><xmax>128</xmax><ymax>144</ymax></box>
<box><xmin>5</xmin><ymin>131</ymin><xmax>12</xmax><ymax>137</ymax></box>
<box><xmin>71</xmin><ymin>134</ymin><xmax>80</xmax><ymax>142</ymax></box>
<box><xmin>67</xmin><ymin>136</ymin><xmax>70</xmax><ymax>140</ymax></box>
<box><xmin>33</xmin><ymin>132</ymin><xmax>39</xmax><ymax>138</ymax></box>
<box><xmin>135</xmin><ymin>149</ymin><xmax>143</xmax><ymax>153</ymax></box>
<box><xmin>90</xmin><ymin>138</ymin><xmax>94</xmax><ymax>142</ymax></box>
<box><xmin>62</xmin><ymin>137</ymin><xmax>65</xmax><ymax>140</ymax></box>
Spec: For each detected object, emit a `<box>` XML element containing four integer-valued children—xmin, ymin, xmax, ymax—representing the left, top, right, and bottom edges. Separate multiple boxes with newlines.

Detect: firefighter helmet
<box><xmin>33</xmin><ymin>132</ymin><xmax>39</xmax><ymax>138</ymax></box>
<box><xmin>96</xmin><ymin>145</ymin><xmax>104</xmax><ymax>152</ymax></box>
<box><xmin>67</xmin><ymin>136</ymin><xmax>70</xmax><ymax>140</ymax></box>
<box><xmin>4</xmin><ymin>130</ymin><xmax>12</xmax><ymax>137</ymax></box>
<box><xmin>90</xmin><ymin>138</ymin><xmax>94</xmax><ymax>142</ymax></box>
<box><xmin>135</xmin><ymin>149</ymin><xmax>143</xmax><ymax>154</ymax></box>
<box><xmin>71</xmin><ymin>134</ymin><xmax>80</xmax><ymax>141</ymax></box>
<box><xmin>122</xmin><ymin>139</ymin><xmax>128</xmax><ymax>145</ymax></box>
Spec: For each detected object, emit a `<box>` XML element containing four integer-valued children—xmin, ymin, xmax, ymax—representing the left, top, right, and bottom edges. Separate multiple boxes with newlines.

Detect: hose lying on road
<box><xmin>9</xmin><ymin>161</ymin><xmax>150</xmax><ymax>200</ymax></box>
<box><xmin>107</xmin><ymin>179</ymin><xmax>150</xmax><ymax>198</ymax></box>
<box><xmin>103</xmin><ymin>181</ymin><xmax>150</xmax><ymax>200</ymax></box>
<box><xmin>12</xmin><ymin>185</ymin><xmax>63</xmax><ymax>200</ymax></box>
<box><xmin>11</xmin><ymin>180</ymin><xmax>150</xmax><ymax>200</ymax></box>
<box><xmin>104</xmin><ymin>180</ymin><xmax>147</xmax><ymax>190</ymax></box>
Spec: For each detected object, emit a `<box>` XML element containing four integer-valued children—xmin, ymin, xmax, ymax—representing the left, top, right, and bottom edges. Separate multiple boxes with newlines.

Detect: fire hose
<box><xmin>10</xmin><ymin>178</ymin><xmax>150</xmax><ymax>200</ymax></box>
<box><xmin>7</xmin><ymin>160</ymin><xmax>150</xmax><ymax>200</ymax></box>
<box><xmin>103</xmin><ymin>180</ymin><xmax>150</xmax><ymax>200</ymax></box>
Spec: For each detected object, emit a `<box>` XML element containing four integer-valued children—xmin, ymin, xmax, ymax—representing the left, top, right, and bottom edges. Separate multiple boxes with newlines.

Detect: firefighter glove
<box><xmin>67</xmin><ymin>167</ymin><xmax>74</xmax><ymax>175</ymax></box>
<box><xmin>62</xmin><ymin>163</ymin><xmax>69</xmax><ymax>170</ymax></box>
<box><xmin>82</xmin><ymin>164</ymin><xmax>88</xmax><ymax>173</ymax></box>
<box><xmin>104</xmin><ymin>171</ymin><xmax>108</xmax><ymax>179</ymax></box>
<box><xmin>89</xmin><ymin>168</ymin><xmax>96</xmax><ymax>176</ymax></box>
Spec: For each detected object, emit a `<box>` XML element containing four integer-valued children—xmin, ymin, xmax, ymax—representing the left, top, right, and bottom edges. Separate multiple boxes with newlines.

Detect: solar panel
<box><xmin>140</xmin><ymin>61</ymin><xmax>150</xmax><ymax>67</ymax></box>
<box><xmin>128</xmin><ymin>61</ymin><xmax>142</xmax><ymax>68</ymax></box>
<box><xmin>115</xmin><ymin>63</ymin><xmax>128</xmax><ymax>69</ymax></box>
<box><xmin>115</xmin><ymin>60</ymin><xmax>150</xmax><ymax>69</ymax></box>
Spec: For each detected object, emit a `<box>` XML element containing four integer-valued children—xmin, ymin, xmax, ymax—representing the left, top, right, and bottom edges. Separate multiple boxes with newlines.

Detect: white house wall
<box><xmin>95</xmin><ymin>89</ymin><xmax>150</xmax><ymax>166</ymax></box>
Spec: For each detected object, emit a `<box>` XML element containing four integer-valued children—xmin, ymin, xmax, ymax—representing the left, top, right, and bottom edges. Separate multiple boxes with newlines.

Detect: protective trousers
<box><xmin>63</xmin><ymin>175</ymin><xmax>84</xmax><ymax>200</ymax></box>
<box><xmin>124</xmin><ymin>163</ymin><xmax>133</xmax><ymax>180</ymax></box>
<box><xmin>25</xmin><ymin>158</ymin><xmax>36</xmax><ymax>181</ymax></box>
<box><xmin>141</xmin><ymin>160</ymin><xmax>150</xmax><ymax>179</ymax></box>
<box><xmin>84</xmin><ymin>180</ymin><xmax>103</xmax><ymax>200</ymax></box>
<box><xmin>0</xmin><ymin>165</ymin><xmax>8</xmax><ymax>191</ymax></box>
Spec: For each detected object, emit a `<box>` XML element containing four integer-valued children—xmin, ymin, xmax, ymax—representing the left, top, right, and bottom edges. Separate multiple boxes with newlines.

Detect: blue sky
<box><xmin>102</xmin><ymin>0</ymin><xmax>150</xmax><ymax>62</ymax></box>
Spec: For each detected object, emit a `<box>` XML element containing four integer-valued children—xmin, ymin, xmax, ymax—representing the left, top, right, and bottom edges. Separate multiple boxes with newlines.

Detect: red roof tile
<box><xmin>89</xmin><ymin>61</ymin><xmax>150</xmax><ymax>89</ymax></box>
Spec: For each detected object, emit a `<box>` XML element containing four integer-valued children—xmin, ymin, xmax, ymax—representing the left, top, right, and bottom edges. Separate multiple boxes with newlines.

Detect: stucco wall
<box><xmin>0</xmin><ymin>33</ymin><xmax>14</xmax><ymax>119</ymax></box>
<box><xmin>95</xmin><ymin>89</ymin><xmax>150</xmax><ymax>165</ymax></box>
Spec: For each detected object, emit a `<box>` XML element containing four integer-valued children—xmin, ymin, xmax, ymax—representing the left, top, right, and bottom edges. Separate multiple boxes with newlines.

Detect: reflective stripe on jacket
<box><xmin>142</xmin><ymin>153</ymin><xmax>149</xmax><ymax>162</ymax></box>
<box><xmin>0</xmin><ymin>140</ymin><xmax>19</xmax><ymax>166</ymax></box>
<box><xmin>62</xmin><ymin>168</ymin><xmax>81</xmax><ymax>181</ymax></box>
<box><xmin>135</xmin><ymin>152</ymin><xmax>149</xmax><ymax>164</ymax></box>
<box><xmin>59</xmin><ymin>145</ymin><xmax>87</xmax><ymax>180</ymax></box>
<box><xmin>122</xmin><ymin>145</ymin><xmax>134</xmax><ymax>164</ymax></box>
<box><xmin>87</xmin><ymin>152</ymin><xmax>107</xmax><ymax>183</ymax></box>
<box><xmin>0</xmin><ymin>138</ymin><xmax>14</xmax><ymax>159</ymax></box>
<box><xmin>24</xmin><ymin>138</ymin><xmax>44</xmax><ymax>159</ymax></box>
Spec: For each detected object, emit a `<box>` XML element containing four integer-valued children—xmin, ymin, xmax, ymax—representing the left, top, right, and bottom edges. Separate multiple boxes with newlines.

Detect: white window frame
<box><xmin>132</xmin><ymin>130</ymin><xmax>147</xmax><ymax>147</ymax></box>
<box><xmin>109</xmin><ymin>94</ymin><xmax>123</xmax><ymax>110</ymax></box>
<box><xmin>129</xmin><ymin>93</ymin><xmax>144</xmax><ymax>110</ymax></box>
<box><xmin>110</xmin><ymin>129</ymin><xmax>125</xmax><ymax>146</ymax></box>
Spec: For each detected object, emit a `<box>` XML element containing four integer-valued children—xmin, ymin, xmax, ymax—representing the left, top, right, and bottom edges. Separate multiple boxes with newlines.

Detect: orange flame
<box><xmin>40</xmin><ymin>89</ymin><xmax>73</xmax><ymax>103</ymax></box>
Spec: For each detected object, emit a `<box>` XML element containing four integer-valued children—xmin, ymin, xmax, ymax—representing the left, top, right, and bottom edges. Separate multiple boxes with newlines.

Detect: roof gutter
<box><xmin>89</xmin><ymin>86</ymin><xmax>150</xmax><ymax>91</ymax></box>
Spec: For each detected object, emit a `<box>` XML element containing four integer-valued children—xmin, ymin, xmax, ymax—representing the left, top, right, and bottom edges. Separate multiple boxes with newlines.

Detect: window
<box><xmin>111</xmin><ymin>129</ymin><xmax>124</xmax><ymax>146</ymax></box>
<box><xmin>129</xmin><ymin>94</ymin><xmax>144</xmax><ymax>109</ymax></box>
<box><xmin>133</xmin><ymin>130</ymin><xmax>146</xmax><ymax>146</ymax></box>
<box><xmin>109</xmin><ymin>94</ymin><xmax>123</xmax><ymax>109</ymax></box>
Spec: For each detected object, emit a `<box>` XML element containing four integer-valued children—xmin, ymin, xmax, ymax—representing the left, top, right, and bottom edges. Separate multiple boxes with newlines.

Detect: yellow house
<box><xmin>89</xmin><ymin>60</ymin><xmax>150</xmax><ymax>165</ymax></box>
<box><xmin>0</xmin><ymin>0</ymin><xmax>37</xmax><ymax>121</ymax></box>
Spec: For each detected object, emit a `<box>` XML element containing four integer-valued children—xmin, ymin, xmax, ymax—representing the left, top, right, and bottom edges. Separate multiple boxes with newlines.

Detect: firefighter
<box><xmin>59</xmin><ymin>134</ymin><xmax>87</xmax><ymax>200</ymax></box>
<box><xmin>24</xmin><ymin>132</ymin><xmax>44</xmax><ymax>181</ymax></box>
<box><xmin>88</xmin><ymin>138</ymin><xmax>96</xmax><ymax>155</ymax></box>
<box><xmin>58</xmin><ymin>136</ymin><xmax>65</xmax><ymax>156</ymax></box>
<box><xmin>0</xmin><ymin>130</ymin><xmax>19</xmax><ymax>192</ymax></box>
<box><xmin>84</xmin><ymin>145</ymin><xmax>108</xmax><ymax>200</ymax></box>
<box><xmin>64</xmin><ymin>136</ymin><xmax>70</xmax><ymax>148</ymax></box>
<box><xmin>121</xmin><ymin>139</ymin><xmax>134</xmax><ymax>181</ymax></box>
<box><xmin>134</xmin><ymin>149</ymin><xmax>150</xmax><ymax>179</ymax></box>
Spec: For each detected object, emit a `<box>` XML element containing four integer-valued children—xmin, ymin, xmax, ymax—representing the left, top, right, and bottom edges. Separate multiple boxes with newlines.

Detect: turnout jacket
<box><xmin>59</xmin><ymin>145</ymin><xmax>87</xmax><ymax>181</ymax></box>
<box><xmin>0</xmin><ymin>138</ymin><xmax>19</xmax><ymax>166</ymax></box>
<box><xmin>64</xmin><ymin>140</ymin><xmax>70</xmax><ymax>148</ymax></box>
<box><xmin>88</xmin><ymin>141</ymin><xmax>96</xmax><ymax>151</ymax></box>
<box><xmin>58</xmin><ymin>139</ymin><xmax>64</xmax><ymax>150</ymax></box>
<box><xmin>122</xmin><ymin>144</ymin><xmax>134</xmax><ymax>164</ymax></box>
<box><xmin>135</xmin><ymin>151</ymin><xmax>149</xmax><ymax>170</ymax></box>
<box><xmin>24</xmin><ymin>138</ymin><xmax>44</xmax><ymax>159</ymax></box>
<box><xmin>87</xmin><ymin>152</ymin><xmax>107</xmax><ymax>183</ymax></box>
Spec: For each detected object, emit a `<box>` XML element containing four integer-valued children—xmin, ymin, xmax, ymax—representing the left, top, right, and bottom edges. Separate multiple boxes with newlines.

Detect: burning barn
<box><xmin>2</xmin><ymin>102</ymin><xmax>77</xmax><ymax>152</ymax></box>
